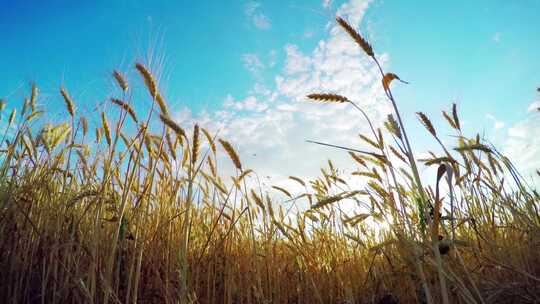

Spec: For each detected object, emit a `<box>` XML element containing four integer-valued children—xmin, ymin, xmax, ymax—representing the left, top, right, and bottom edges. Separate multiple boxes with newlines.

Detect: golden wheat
<box><xmin>112</xmin><ymin>70</ymin><xmax>129</xmax><ymax>92</ymax></box>
<box><xmin>159</xmin><ymin>114</ymin><xmax>186</xmax><ymax>139</ymax></box>
<box><xmin>8</xmin><ymin>109</ymin><xmax>16</xmax><ymax>125</ymax></box>
<box><xmin>135</xmin><ymin>63</ymin><xmax>170</xmax><ymax>116</ymax></box>
<box><xmin>60</xmin><ymin>86</ymin><xmax>76</xmax><ymax>117</ymax></box>
<box><xmin>80</xmin><ymin>116</ymin><xmax>88</xmax><ymax>136</ymax></box>
<box><xmin>272</xmin><ymin>185</ymin><xmax>292</xmax><ymax>198</ymax></box>
<box><xmin>202</xmin><ymin>127</ymin><xmax>216</xmax><ymax>154</ymax></box>
<box><xmin>452</xmin><ymin>103</ymin><xmax>460</xmax><ymax>130</ymax></box>
<box><xmin>218</xmin><ymin>139</ymin><xmax>242</xmax><ymax>171</ymax></box>
<box><xmin>191</xmin><ymin>124</ymin><xmax>200</xmax><ymax>166</ymax></box>
<box><xmin>416</xmin><ymin>112</ymin><xmax>437</xmax><ymax>137</ymax></box>
<box><xmin>30</xmin><ymin>83</ymin><xmax>38</xmax><ymax>111</ymax></box>
<box><xmin>288</xmin><ymin>176</ymin><xmax>306</xmax><ymax>187</ymax></box>
<box><xmin>336</xmin><ymin>16</ymin><xmax>374</xmax><ymax>57</ymax></box>
<box><xmin>111</xmin><ymin>98</ymin><xmax>139</xmax><ymax>123</ymax></box>
<box><xmin>307</xmin><ymin>93</ymin><xmax>349</xmax><ymax>103</ymax></box>
<box><xmin>101</xmin><ymin>112</ymin><xmax>112</xmax><ymax>146</ymax></box>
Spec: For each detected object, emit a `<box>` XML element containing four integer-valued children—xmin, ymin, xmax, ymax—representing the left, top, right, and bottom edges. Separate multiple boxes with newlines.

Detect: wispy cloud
<box><xmin>176</xmin><ymin>0</ymin><xmax>385</xmax><ymax>185</ymax></box>
<box><xmin>242</xmin><ymin>53</ymin><xmax>265</xmax><ymax>78</ymax></box>
<box><xmin>245</xmin><ymin>2</ymin><xmax>271</xmax><ymax>30</ymax></box>
<box><xmin>223</xmin><ymin>94</ymin><xmax>268</xmax><ymax>112</ymax></box>
<box><xmin>303</xmin><ymin>30</ymin><xmax>315</xmax><ymax>39</ymax></box>
<box><xmin>493</xmin><ymin>32</ymin><xmax>502</xmax><ymax>43</ymax></box>
<box><xmin>323</xmin><ymin>0</ymin><xmax>333</xmax><ymax>8</ymax></box>
<box><xmin>527</xmin><ymin>101</ymin><xmax>540</xmax><ymax>112</ymax></box>
<box><xmin>485</xmin><ymin>113</ymin><xmax>505</xmax><ymax>130</ymax></box>
<box><xmin>503</xmin><ymin>101</ymin><xmax>540</xmax><ymax>188</ymax></box>
<box><xmin>268</xmin><ymin>50</ymin><xmax>278</xmax><ymax>68</ymax></box>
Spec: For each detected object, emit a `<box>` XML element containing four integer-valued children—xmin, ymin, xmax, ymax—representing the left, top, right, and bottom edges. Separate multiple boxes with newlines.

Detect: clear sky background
<box><xmin>1</xmin><ymin>0</ymin><xmax>539</xmax><ymax>188</ymax></box>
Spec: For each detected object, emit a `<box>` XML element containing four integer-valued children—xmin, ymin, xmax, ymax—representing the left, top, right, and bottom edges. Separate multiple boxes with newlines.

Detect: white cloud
<box><xmin>245</xmin><ymin>2</ymin><xmax>271</xmax><ymax>30</ymax></box>
<box><xmin>242</xmin><ymin>53</ymin><xmax>265</xmax><ymax>77</ymax></box>
<box><xmin>268</xmin><ymin>50</ymin><xmax>278</xmax><ymax>68</ymax></box>
<box><xmin>503</xmin><ymin>102</ymin><xmax>540</xmax><ymax>188</ymax></box>
<box><xmin>493</xmin><ymin>32</ymin><xmax>502</xmax><ymax>43</ymax></box>
<box><xmin>282</xmin><ymin>44</ymin><xmax>312</xmax><ymax>75</ymax></box>
<box><xmin>323</xmin><ymin>0</ymin><xmax>333</xmax><ymax>8</ymax></box>
<box><xmin>175</xmin><ymin>0</ymin><xmax>386</xmax><ymax>188</ymax></box>
<box><xmin>336</xmin><ymin>0</ymin><xmax>371</xmax><ymax>26</ymax></box>
<box><xmin>223</xmin><ymin>94</ymin><xmax>268</xmax><ymax>112</ymax></box>
<box><xmin>485</xmin><ymin>113</ymin><xmax>505</xmax><ymax>130</ymax></box>
<box><xmin>253</xmin><ymin>14</ymin><xmax>271</xmax><ymax>30</ymax></box>
<box><xmin>527</xmin><ymin>101</ymin><xmax>540</xmax><ymax>112</ymax></box>
<box><xmin>303</xmin><ymin>30</ymin><xmax>315</xmax><ymax>39</ymax></box>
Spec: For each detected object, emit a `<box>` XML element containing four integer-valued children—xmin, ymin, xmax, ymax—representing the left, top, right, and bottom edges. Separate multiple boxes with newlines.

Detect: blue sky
<box><xmin>1</xmin><ymin>0</ymin><xmax>539</xmax><ymax>185</ymax></box>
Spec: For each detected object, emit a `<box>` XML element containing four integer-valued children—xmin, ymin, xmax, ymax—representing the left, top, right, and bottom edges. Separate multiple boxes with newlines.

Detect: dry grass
<box><xmin>0</xmin><ymin>17</ymin><xmax>539</xmax><ymax>304</ymax></box>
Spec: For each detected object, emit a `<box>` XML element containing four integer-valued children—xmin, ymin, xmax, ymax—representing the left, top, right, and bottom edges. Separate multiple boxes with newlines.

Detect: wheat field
<box><xmin>0</xmin><ymin>16</ymin><xmax>539</xmax><ymax>304</ymax></box>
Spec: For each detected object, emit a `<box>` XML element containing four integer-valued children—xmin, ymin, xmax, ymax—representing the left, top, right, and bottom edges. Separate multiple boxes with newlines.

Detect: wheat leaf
<box><xmin>382</xmin><ymin>73</ymin><xmax>408</xmax><ymax>92</ymax></box>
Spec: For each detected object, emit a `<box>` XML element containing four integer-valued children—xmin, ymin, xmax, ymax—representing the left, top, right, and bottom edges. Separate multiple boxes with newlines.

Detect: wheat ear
<box><xmin>336</xmin><ymin>17</ymin><xmax>374</xmax><ymax>57</ymax></box>
<box><xmin>219</xmin><ymin>139</ymin><xmax>242</xmax><ymax>171</ymax></box>
<box><xmin>135</xmin><ymin>63</ymin><xmax>170</xmax><ymax>116</ymax></box>
<box><xmin>307</xmin><ymin>93</ymin><xmax>349</xmax><ymax>103</ymax></box>
<box><xmin>112</xmin><ymin>70</ymin><xmax>129</xmax><ymax>92</ymax></box>
<box><xmin>60</xmin><ymin>86</ymin><xmax>76</xmax><ymax>117</ymax></box>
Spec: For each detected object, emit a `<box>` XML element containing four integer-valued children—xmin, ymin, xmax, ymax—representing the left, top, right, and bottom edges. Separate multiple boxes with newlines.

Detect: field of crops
<box><xmin>0</xmin><ymin>16</ymin><xmax>539</xmax><ymax>304</ymax></box>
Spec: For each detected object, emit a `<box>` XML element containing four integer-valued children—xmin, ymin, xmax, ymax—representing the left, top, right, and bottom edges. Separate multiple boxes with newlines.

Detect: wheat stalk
<box><xmin>359</xmin><ymin>134</ymin><xmax>381</xmax><ymax>149</ymax></box>
<box><xmin>307</xmin><ymin>93</ymin><xmax>349</xmax><ymax>103</ymax></box>
<box><xmin>165</xmin><ymin>132</ymin><xmax>176</xmax><ymax>160</ymax></box>
<box><xmin>207</xmin><ymin>156</ymin><xmax>217</xmax><ymax>176</ymax></box>
<box><xmin>135</xmin><ymin>63</ymin><xmax>170</xmax><ymax>116</ymax></box>
<box><xmin>237</xmin><ymin>169</ymin><xmax>253</xmax><ymax>182</ymax></box>
<box><xmin>155</xmin><ymin>94</ymin><xmax>169</xmax><ymax>117</ymax></box>
<box><xmin>60</xmin><ymin>86</ymin><xmax>76</xmax><ymax>117</ymax></box>
<box><xmin>159</xmin><ymin>114</ymin><xmax>186</xmax><ymax>139</ymax></box>
<box><xmin>349</xmin><ymin>152</ymin><xmax>367</xmax><ymax>167</ymax></box>
<box><xmin>8</xmin><ymin>109</ymin><xmax>16</xmax><ymax>125</ymax></box>
<box><xmin>250</xmin><ymin>189</ymin><xmax>266</xmax><ymax>211</ymax></box>
<box><xmin>101</xmin><ymin>112</ymin><xmax>112</xmax><ymax>146</ymax></box>
<box><xmin>452</xmin><ymin>103</ymin><xmax>461</xmax><ymax>130</ymax></box>
<box><xmin>191</xmin><ymin>124</ymin><xmax>200</xmax><ymax>166</ymax></box>
<box><xmin>416</xmin><ymin>112</ymin><xmax>437</xmax><ymax>137</ymax></box>
<box><xmin>442</xmin><ymin>111</ymin><xmax>457</xmax><ymax>129</ymax></box>
<box><xmin>336</xmin><ymin>17</ymin><xmax>374</xmax><ymax>57</ymax></box>
<box><xmin>95</xmin><ymin>127</ymin><xmax>101</xmax><ymax>144</ymax></box>
<box><xmin>288</xmin><ymin>176</ymin><xmax>306</xmax><ymax>187</ymax></box>
<box><xmin>201</xmin><ymin>128</ymin><xmax>216</xmax><ymax>154</ymax></box>
<box><xmin>384</xmin><ymin>114</ymin><xmax>402</xmax><ymax>139</ymax></box>
<box><xmin>219</xmin><ymin>139</ymin><xmax>242</xmax><ymax>171</ymax></box>
<box><xmin>389</xmin><ymin>146</ymin><xmax>408</xmax><ymax>164</ymax></box>
<box><xmin>68</xmin><ymin>189</ymin><xmax>100</xmax><ymax>206</ymax></box>
<box><xmin>135</xmin><ymin>63</ymin><xmax>157</xmax><ymax>97</ymax></box>
<box><xmin>272</xmin><ymin>186</ymin><xmax>292</xmax><ymax>198</ymax></box>
<box><xmin>312</xmin><ymin>191</ymin><xmax>360</xmax><ymax>209</ymax></box>
<box><xmin>111</xmin><ymin>98</ymin><xmax>138</xmax><ymax>123</ymax></box>
<box><xmin>80</xmin><ymin>116</ymin><xmax>88</xmax><ymax>136</ymax></box>
<box><xmin>30</xmin><ymin>83</ymin><xmax>38</xmax><ymax>111</ymax></box>
<box><xmin>454</xmin><ymin>143</ymin><xmax>492</xmax><ymax>153</ymax></box>
<box><xmin>112</xmin><ymin>70</ymin><xmax>129</xmax><ymax>92</ymax></box>
<box><xmin>119</xmin><ymin>132</ymin><xmax>131</xmax><ymax>148</ymax></box>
